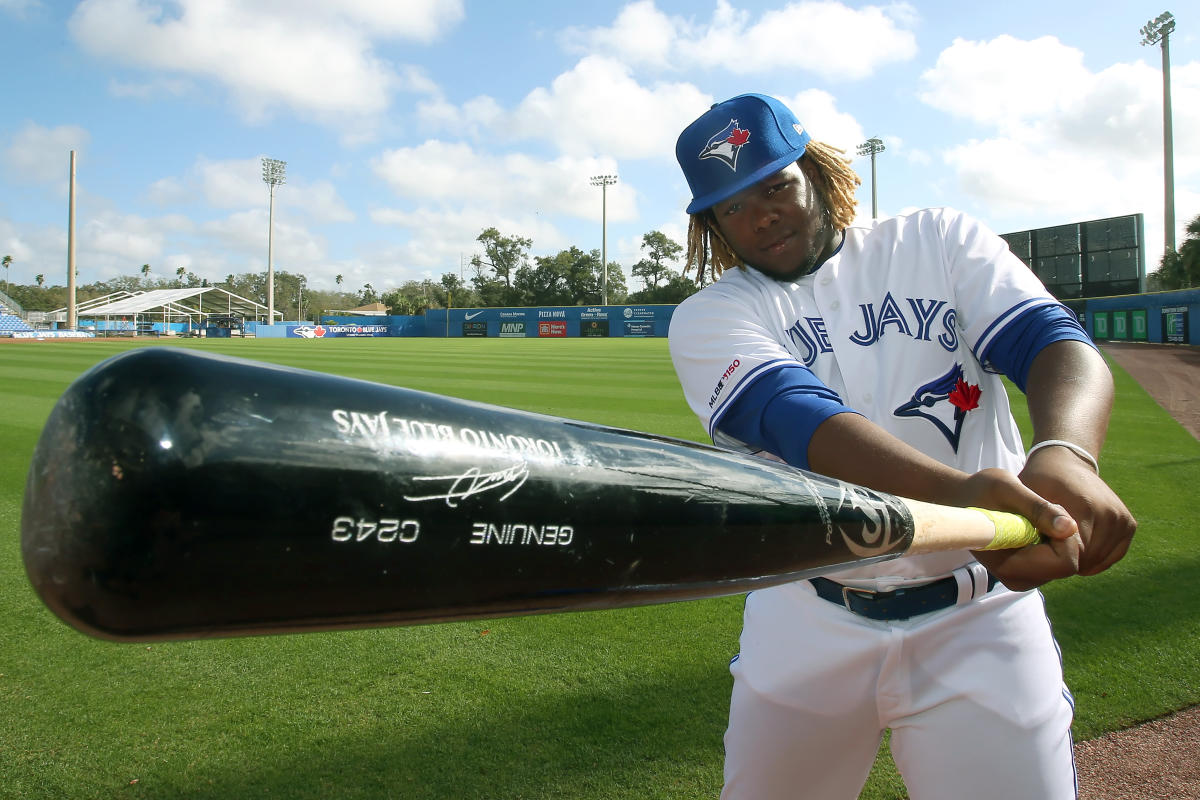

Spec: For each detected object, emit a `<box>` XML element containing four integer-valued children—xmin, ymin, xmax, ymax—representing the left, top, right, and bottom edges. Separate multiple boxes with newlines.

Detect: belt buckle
<box><xmin>841</xmin><ymin>585</ymin><xmax>878</xmax><ymax>613</ymax></box>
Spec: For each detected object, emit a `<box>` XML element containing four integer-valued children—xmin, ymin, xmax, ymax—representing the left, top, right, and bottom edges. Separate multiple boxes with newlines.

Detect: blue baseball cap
<box><xmin>676</xmin><ymin>93</ymin><xmax>811</xmax><ymax>214</ymax></box>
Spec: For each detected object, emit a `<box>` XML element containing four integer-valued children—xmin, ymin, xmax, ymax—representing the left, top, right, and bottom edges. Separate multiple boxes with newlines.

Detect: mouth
<box><xmin>761</xmin><ymin>231</ymin><xmax>794</xmax><ymax>255</ymax></box>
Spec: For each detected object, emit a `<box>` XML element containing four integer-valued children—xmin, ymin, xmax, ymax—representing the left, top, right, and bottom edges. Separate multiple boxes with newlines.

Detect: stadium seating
<box><xmin>0</xmin><ymin>304</ymin><xmax>35</xmax><ymax>334</ymax></box>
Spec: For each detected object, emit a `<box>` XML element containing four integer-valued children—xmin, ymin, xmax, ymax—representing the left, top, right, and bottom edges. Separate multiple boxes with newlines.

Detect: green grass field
<box><xmin>2</xmin><ymin>337</ymin><xmax>1197</xmax><ymax>799</ymax></box>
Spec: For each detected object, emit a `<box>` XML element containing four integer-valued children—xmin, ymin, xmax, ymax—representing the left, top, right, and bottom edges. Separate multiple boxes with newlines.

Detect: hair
<box><xmin>684</xmin><ymin>140</ymin><xmax>862</xmax><ymax>283</ymax></box>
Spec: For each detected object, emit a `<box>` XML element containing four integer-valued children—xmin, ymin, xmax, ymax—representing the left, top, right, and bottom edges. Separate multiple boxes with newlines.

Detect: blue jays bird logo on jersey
<box><xmin>699</xmin><ymin>119</ymin><xmax>751</xmax><ymax>171</ymax></box>
<box><xmin>894</xmin><ymin>364</ymin><xmax>982</xmax><ymax>452</ymax></box>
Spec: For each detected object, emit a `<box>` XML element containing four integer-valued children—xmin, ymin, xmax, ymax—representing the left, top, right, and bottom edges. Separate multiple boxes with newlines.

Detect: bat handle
<box><xmin>901</xmin><ymin>499</ymin><xmax>1040</xmax><ymax>555</ymax></box>
<box><xmin>966</xmin><ymin>507</ymin><xmax>1040</xmax><ymax>550</ymax></box>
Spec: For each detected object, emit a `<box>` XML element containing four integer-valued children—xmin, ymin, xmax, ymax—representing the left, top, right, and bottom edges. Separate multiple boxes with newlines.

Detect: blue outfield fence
<box><xmin>1065</xmin><ymin>287</ymin><xmax>1200</xmax><ymax>345</ymax></box>
<box><xmin>424</xmin><ymin>304</ymin><xmax>676</xmax><ymax>338</ymax></box>
<box><xmin>64</xmin><ymin>289</ymin><xmax>1199</xmax><ymax>345</ymax></box>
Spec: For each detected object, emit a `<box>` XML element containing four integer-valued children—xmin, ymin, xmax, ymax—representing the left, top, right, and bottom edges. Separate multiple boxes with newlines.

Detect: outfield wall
<box><xmin>425</xmin><ymin>304</ymin><xmax>676</xmax><ymax>338</ymax></box>
<box><xmin>1065</xmin><ymin>287</ymin><xmax>1200</xmax><ymax>345</ymax></box>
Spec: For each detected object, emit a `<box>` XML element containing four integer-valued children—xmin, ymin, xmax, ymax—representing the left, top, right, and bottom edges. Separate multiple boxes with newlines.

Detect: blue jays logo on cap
<box><xmin>676</xmin><ymin>93</ymin><xmax>812</xmax><ymax>214</ymax></box>
<box><xmin>699</xmin><ymin>120</ymin><xmax>752</xmax><ymax>171</ymax></box>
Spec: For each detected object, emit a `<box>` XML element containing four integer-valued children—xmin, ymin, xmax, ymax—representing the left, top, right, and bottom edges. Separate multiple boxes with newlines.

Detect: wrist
<box><xmin>1026</xmin><ymin>439</ymin><xmax>1099</xmax><ymax>475</ymax></box>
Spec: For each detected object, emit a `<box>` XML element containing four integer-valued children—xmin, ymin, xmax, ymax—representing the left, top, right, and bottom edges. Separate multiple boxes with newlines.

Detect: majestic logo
<box><xmin>894</xmin><ymin>363</ymin><xmax>982</xmax><ymax>452</ymax></box>
<box><xmin>699</xmin><ymin>119</ymin><xmax>751</xmax><ymax>171</ymax></box>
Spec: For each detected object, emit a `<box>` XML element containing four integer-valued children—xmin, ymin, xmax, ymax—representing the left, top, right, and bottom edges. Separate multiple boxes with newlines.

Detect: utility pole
<box><xmin>590</xmin><ymin>174</ymin><xmax>617</xmax><ymax>305</ymax></box>
<box><xmin>261</xmin><ymin>157</ymin><xmax>287</xmax><ymax>325</ymax></box>
<box><xmin>856</xmin><ymin>138</ymin><xmax>885</xmax><ymax>220</ymax></box>
<box><xmin>68</xmin><ymin>150</ymin><xmax>77</xmax><ymax>330</ymax></box>
<box><xmin>1140</xmin><ymin>12</ymin><xmax>1176</xmax><ymax>255</ymax></box>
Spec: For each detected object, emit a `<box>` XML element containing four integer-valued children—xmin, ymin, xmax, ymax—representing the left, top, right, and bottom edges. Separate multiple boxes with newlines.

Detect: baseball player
<box><xmin>668</xmin><ymin>93</ymin><xmax>1136</xmax><ymax>799</ymax></box>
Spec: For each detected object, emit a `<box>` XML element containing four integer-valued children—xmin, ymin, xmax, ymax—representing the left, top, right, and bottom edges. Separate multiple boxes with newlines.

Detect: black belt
<box><xmin>810</xmin><ymin>572</ymin><xmax>999</xmax><ymax>621</ymax></box>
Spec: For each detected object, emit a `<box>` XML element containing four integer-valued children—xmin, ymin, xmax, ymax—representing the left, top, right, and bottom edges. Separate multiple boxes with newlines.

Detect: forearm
<box><xmin>806</xmin><ymin>412</ymin><xmax>970</xmax><ymax>504</ymax></box>
<box><xmin>1024</xmin><ymin>340</ymin><xmax>1114</xmax><ymax>459</ymax></box>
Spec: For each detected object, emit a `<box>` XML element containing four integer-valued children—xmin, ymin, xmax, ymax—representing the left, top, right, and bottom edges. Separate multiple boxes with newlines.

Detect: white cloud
<box><xmin>918</xmin><ymin>36</ymin><xmax>1090</xmax><ymax>125</ymax></box>
<box><xmin>371</xmin><ymin>140</ymin><xmax>637</xmax><ymax>222</ymax></box>
<box><xmin>568</xmin><ymin>0</ymin><xmax>918</xmax><ymax>81</ymax></box>
<box><xmin>147</xmin><ymin>157</ymin><xmax>354</xmax><ymax>223</ymax></box>
<box><xmin>920</xmin><ymin>35</ymin><xmax>1200</xmax><ymax>264</ymax></box>
<box><xmin>67</xmin><ymin>0</ymin><xmax>463</xmax><ymax>123</ymax></box>
<box><xmin>4</xmin><ymin>123</ymin><xmax>90</xmax><ymax>183</ymax></box>
<box><xmin>369</xmin><ymin>205</ymin><xmax>569</xmax><ymax>273</ymax></box>
<box><xmin>462</xmin><ymin>56</ymin><xmax>711</xmax><ymax>160</ymax></box>
<box><xmin>780</xmin><ymin>89</ymin><xmax>866</xmax><ymax>153</ymax></box>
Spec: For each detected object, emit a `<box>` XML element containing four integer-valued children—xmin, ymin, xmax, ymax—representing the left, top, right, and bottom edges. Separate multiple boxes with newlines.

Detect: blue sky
<box><xmin>1</xmin><ymin>0</ymin><xmax>1196</xmax><ymax>294</ymax></box>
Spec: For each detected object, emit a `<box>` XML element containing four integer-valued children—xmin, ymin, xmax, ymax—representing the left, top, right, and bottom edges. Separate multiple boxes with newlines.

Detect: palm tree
<box><xmin>141</xmin><ymin>263</ymin><xmax>151</xmax><ymax>283</ymax></box>
<box><xmin>2</xmin><ymin>254</ymin><xmax>11</xmax><ymax>294</ymax></box>
<box><xmin>336</xmin><ymin>274</ymin><xmax>344</xmax><ymax>287</ymax></box>
<box><xmin>35</xmin><ymin>274</ymin><xmax>44</xmax><ymax>287</ymax></box>
<box><xmin>176</xmin><ymin>266</ymin><xmax>186</xmax><ymax>286</ymax></box>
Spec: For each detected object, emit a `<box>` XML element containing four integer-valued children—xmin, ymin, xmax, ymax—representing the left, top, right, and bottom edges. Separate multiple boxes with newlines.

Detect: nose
<box><xmin>750</xmin><ymin>198</ymin><xmax>779</xmax><ymax>232</ymax></box>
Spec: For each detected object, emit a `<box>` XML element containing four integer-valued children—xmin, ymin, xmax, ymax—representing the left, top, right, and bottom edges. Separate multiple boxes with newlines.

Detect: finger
<box><xmin>1078</xmin><ymin>517</ymin><xmax>1137</xmax><ymax>576</ymax></box>
<box><xmin>1029</xmin><ymin>500</ymin><xmax>1079</xmax><ymax>542</ymax></box>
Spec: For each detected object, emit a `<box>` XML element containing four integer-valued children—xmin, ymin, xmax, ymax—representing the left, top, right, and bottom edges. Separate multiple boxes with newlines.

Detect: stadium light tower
<box><xmin>1140</xmin><ymin>11</ymin><xmax>1176</xmax><ymax>255</ymax></box>
<box><xmin>590</xmin><ymin>174</ymin><xmax>617</xmax><ymax>305</ymax></box>
<box><xmin>261</xmin><ymin>157</ymin><xmax>287</xmax><ymax>324</ymax></box>
<box><xmin>856</xmin><ymin>138</ymin><xmax>886</xmax><ymax>220</ymax></box>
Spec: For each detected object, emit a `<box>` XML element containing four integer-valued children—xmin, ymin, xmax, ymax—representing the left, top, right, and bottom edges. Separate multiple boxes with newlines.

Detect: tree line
<box><xmin>0</xmin><ymin>227</ymin><xmax>702</xmax><ymax>319</ymax></box>
<box><xmin>1147</xmin><ymin>215</ymin><xmax>1200</xmax><ymax>291</ymax></box>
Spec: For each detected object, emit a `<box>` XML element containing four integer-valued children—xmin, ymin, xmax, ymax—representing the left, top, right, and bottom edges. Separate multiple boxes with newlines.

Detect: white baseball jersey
<box><xmin>669</xmin><ymin>207</ymin><xmax>1062</xmax><ymax>583</ymax></box>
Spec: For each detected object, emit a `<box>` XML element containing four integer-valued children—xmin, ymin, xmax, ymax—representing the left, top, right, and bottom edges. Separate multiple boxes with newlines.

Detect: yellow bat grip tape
<box><xmin>967</xmin><ymin>508</ymin><xmax>1040</xmax><ymax>550</ymax></box>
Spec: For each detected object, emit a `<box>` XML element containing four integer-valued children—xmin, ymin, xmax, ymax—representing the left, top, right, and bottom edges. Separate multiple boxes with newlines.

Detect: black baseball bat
<box><xmin>20</xmin><ymin>347</ymin><xmax>1035</xmax><ymax>641</ymax></box>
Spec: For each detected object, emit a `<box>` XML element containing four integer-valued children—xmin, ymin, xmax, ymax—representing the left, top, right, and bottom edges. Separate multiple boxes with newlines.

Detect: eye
<box><xmin>722</xmin><ymin>201</ymin><xmax>742</xmax><ymax>217</ymax></box>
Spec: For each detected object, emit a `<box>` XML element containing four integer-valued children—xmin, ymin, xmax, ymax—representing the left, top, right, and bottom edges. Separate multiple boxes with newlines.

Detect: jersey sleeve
<box><xmin>668</xmin><ymin>282</ymin><xmax>835</xmax><ymax>445</ymax></box>
<box><xmin>936</xmin><ymin>209</ymin><xmax>1073</xmax><ymax>369</ymax></box>
<box><xmin>716</xmin><ymin>366</ymin><xmax>857</xmax><ymax>468</ymax></box>
<box><xmin>979</xmin><ymin>303</ymin><xmax>1095</xmax><ymax>391</ymax></box>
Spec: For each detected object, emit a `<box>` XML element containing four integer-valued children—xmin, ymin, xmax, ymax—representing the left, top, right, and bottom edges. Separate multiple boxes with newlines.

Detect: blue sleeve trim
<box><xmin>973</xmin><ymin>297</ymin><xmax>1046</xmax><ymax>355</ymax></box>
<box><xmin>707</xmin><ymin>359</ymin><xmax>791</xmax><ymax>438</ymax></box>
<box><xmin>715</xmin><ymin>365</ymin><xmax>857</xmax><ymax>470</ymax></box>
<box><xmin>979</xmin><ymin>304</ymin><xmax>1094</xmax><ymax>392</ymax></box>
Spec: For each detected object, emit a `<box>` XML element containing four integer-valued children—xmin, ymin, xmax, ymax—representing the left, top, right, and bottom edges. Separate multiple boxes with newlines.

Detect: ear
<box><xmin>797</xmin><ymin>154</ymin><xmax>820</xmax><ymax>182</ymax></box>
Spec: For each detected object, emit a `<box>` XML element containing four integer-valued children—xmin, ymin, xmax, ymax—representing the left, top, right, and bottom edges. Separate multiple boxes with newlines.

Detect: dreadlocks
<box><xmin>684</xmin><ymin>140</ymin><xmax>862</xmax><ymax>283</ymax></box>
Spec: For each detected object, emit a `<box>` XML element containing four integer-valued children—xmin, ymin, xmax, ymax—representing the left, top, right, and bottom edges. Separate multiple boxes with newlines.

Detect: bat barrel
<box><xmin>21</xmin><ymin>347</ymin><xmax>916</xmax><ymax>641</ymax></box>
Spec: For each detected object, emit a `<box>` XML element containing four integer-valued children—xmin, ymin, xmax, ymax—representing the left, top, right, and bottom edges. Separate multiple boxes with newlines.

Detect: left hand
<box><xmin>1019</xmin><ymin>445</ymin><xmax>1136</xmax><ymax>576</ymax></box>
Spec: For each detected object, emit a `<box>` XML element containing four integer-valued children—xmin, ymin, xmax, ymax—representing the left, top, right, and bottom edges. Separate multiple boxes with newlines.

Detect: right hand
<box><xmin>952</xmin><ymin>468</ymin><xmax>1084</xmax><ymax>592</ymax></box>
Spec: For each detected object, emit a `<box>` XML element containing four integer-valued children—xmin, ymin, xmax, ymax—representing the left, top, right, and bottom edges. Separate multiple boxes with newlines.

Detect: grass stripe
<box><xmin>0</xmin><ymin>338</ymin><xmax>1195</xmax><ymax>799</ymax></box>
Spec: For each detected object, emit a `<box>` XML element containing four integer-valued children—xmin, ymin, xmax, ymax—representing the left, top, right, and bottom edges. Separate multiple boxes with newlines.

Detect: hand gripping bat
<box><xmin>20</xmin><ymin>347</ymin><xmax>1038</xmax><ymax>641</ymax></box>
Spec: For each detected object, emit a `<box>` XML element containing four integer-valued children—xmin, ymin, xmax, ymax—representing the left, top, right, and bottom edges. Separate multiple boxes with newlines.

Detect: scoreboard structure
<box><xmin>1000</xmin><ymin>213</ymin><xmax>1144</xmax><ymax>299</ymax></box>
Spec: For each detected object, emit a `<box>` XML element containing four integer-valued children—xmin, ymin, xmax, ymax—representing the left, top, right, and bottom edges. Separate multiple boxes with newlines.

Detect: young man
<box><xmin>668</xmin><ymin>93</ymin><xmax>1136</xmax><ymax>799</ymax></box>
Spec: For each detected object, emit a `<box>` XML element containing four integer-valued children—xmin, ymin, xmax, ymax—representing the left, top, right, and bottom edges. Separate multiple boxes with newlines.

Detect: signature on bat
<box><xmin>404</xmin><ymin>462</ymin><xmax>530</xmax><ymax>507</ymax></box>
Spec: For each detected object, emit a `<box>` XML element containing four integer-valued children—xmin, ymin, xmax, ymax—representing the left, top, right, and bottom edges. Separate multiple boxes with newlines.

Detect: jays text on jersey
<box><xmin>668</xmin><ymin>207</ymin><xmax>1066</xmax><ymax>582</ymax></box>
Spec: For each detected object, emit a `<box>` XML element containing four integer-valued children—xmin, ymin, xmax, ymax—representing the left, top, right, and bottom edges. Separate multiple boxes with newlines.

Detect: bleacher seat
<box><xmin>0</xmin><ymin>312</ymin><xmax>34</xmax><ymax>333</ymax></box>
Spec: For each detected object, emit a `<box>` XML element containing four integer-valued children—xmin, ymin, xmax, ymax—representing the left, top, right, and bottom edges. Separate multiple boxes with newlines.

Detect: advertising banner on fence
<box><xmin>11</xmin><ymin>330</ymin><xmax>96</xmax><ymax>339</ymax></box>
<box><xmin>581</xmin><ymin>320</ymin><xmax>609</xmax><ymax>337</ymax></box>
<box><xmin>427</xmin><ymin>304</ymin><xmax>676</xmax><ymax>337</ymax></box>
<box><xmin>1162</xmin><ymin>306</ymin><xmax>1189</xmax><ymax>344</ymax></box>
<box><xmin>288</xmin><ymin>324</ymin><xmax>394</xmax><ymax>338</ymax></box>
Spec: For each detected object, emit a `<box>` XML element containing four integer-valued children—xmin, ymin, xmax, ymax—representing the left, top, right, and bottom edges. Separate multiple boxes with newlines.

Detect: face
<box><xmin>710</xmin><ymin>160</ymin><xmax>838</xmax><ymax>282</ymax></box>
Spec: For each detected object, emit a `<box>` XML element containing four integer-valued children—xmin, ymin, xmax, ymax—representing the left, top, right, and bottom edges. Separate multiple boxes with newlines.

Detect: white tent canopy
<box><xmin>44</xmin><ymin>288</ymin><xmax>281</xmax><ymax>332</ymax></box>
